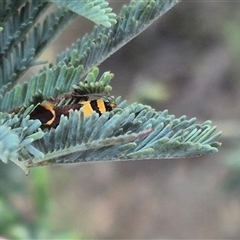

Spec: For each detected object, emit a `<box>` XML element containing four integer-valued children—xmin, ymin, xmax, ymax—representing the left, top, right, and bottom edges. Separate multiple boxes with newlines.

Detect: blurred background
<box><xmin>1</xmin><ymin>0</ymin><xmax>240</xmax><ymax>239</ymax></box>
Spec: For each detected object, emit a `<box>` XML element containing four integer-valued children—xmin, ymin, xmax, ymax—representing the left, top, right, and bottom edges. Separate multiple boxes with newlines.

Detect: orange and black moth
<box><xmin>29</xmin><ymin>98</ymin><xmax>117</xmax><ymax>128</ymax></box>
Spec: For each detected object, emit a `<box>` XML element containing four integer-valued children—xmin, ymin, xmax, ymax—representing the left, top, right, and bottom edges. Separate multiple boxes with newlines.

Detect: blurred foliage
<box><xmin>0</xmin><ymin>164</ymin><xmax>82</xmax><ymax>239</ymax></box>
<box><xmin>221</xmin><ymin>19</ymin><xmax>240</xmax><ymax>192</ymax></box>
<box><xmin>223</xmin><ymin>148</ymin><xmax>240</xmax><ymax>192</ymax></box>
<box><xmin>128</xmin><ymin>78</ymin><xmax>171</xmax><ymax>105</ymax></box>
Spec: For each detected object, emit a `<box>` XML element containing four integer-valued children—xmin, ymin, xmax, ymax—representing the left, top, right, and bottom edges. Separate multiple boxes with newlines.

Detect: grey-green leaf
<box><xmin>50</xmin><ymin>0</ymin><xmax>117</xmax><ymax>27</ymax></box>
<box><xmin>0</xmin><ymin>125</ymin><xmax>20</xmax><ymax>163</ymax></box>
<box><xmin>17</xmin><ymin>101</ymin><xmax>221</xmax><ymax>170</ymax></box>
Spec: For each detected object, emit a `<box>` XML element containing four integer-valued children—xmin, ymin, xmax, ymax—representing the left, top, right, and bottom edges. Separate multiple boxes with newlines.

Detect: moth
<box><xmin>29</xmin><ymin>95</ymin><xmax>117</xmax><ymax>128</ymax></box>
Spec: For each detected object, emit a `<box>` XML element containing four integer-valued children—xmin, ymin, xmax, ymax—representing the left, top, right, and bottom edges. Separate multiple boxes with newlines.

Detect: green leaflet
<box><xmin>0</xmin><ymin>109</ymin><xmax>44</xmax><ymax>169</ymax></box>
<box><xmin>50</xmin><ymin>0</ymin><xmax>117</xmax><ymax>27</ymax></box>
<box><xmin>0</xmin><ymin>125</ymin><xmax>19</xmax><ymax>163</ymax></box>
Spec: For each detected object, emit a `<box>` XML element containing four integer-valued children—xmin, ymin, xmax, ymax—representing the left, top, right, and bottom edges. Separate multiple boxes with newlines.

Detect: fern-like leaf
<box><xmin>0</xmin><ymin>125</ymin><xmax>20</xmax><ymax>164</ymax></box>
<box><xmin>0</xmin><ymin>0</ymin><xmax>27</xmax><ymax>22</ymax></box>
<box><xmin>0</xmin><ymin>64</ymin><xmax>84</xmax><ymax>112</ymax></box>
<box><xmin>56</xmin><ymin>0</ymin><xmax>179</xmax><ymax>77</ymax></box>
<box><xmin>0</xmin><ymin>108</ymin><xmax>44</xmax><ymax>173</ymax></box>
<box><xmin>0</xmin><ymin>0</ymin><xmax>222</xmax><ymax>174</ymax></box>
<box><xmin>0</xmin><ymin>0</ymin><xmax>49</xmax><ymax>59</ymax></box>
<box><xmin>51</xmin><ymin>0</ymin><xmax>117</xmax><ymax>27</ymax></box>
<box><xmin>0</xmin><ymin>2</ymin><xmax>74</xmax><ymax>89</ymax></box>
<box><xmin>17</xmin><ymin>99</ymin><xmax>221</xmax><ymax>171</ymax></box>
<box><xmin>0</xmin><ymin>65</ymin><xmax>221</xmax><ymax>173</ymax></box>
